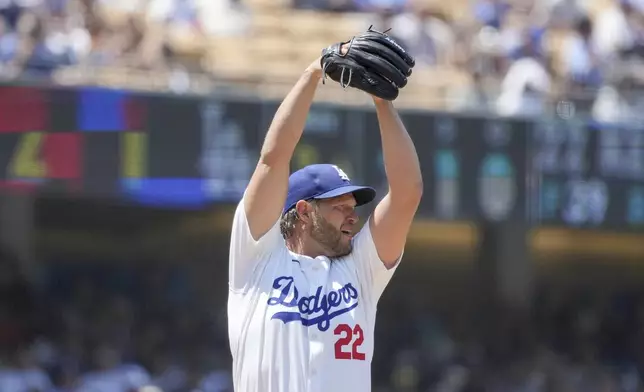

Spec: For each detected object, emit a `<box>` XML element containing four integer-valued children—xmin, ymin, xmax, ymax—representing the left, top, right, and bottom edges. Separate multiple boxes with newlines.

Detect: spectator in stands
<box><xmin>142</xmin><ymin>0</ymin><xmax>205</xmax><ymax>70</ymax></box>
<box><xmin>470</xmin><ymin>5</ymin><xmax>535</xmax><ymax>79</ymax></box>
<box><xmin>0</xmin><ymin>345</ymin><xmax>52</xmax><ymax>392</ymax></box>
<box><xmin>142</xmin><ymin>0</ymin><xmax>250</xmax><ymax>71</ymax></box>
<box><xmin>496</xmin><ymin>23</ymin><xmax>553</xmax><ymax>117</ymax></box>
<box><xmin>0</xmin><ymin>17</ymin><xmax>19</xmax><ymax>69</ymax></box>
<box><xmin>198</xmin><ymin>0</ymin><xmax>251</xmax><ymax>38</ymax></box>
<box><xmin>20</xmin><ymin>12</ymin><xmax>83</xmax><ymax>77</ymax></box>
<box><xmin>75</xmin><ymin>342</ymin><xmax>151</xmax><ymax>392</ymax></box>
<box><xmin>561</xmin><ymin>16</ymin><xmax>603</xmax><ymax>91</ymax></box>
<box><xmin>474</xmin><ymin>0</ymin><xmax>511</xmax><ymax>30</ymax></box>
<box><xmin>593</xmin><ymin>0</ymin><xmax>638</xmax><ymax>58</ymax></box>
<box><xmin>388</xmin><ymin>4</ymin><xmax>456</xmax><ymax>67</ymax></box>
<box><xmin>0</xmin><ymin>0</ymin><xmax>32</xmax><ymax>30</ymax></box>
<box><xmin>544</xmin><ymin>0</ymin><xmax>585</xmax><ymax>30</ymax></box>
<box><xmin>592</xmin><ymin>77</ymin><xmax>640</xmax><ymax>123</ymax></box>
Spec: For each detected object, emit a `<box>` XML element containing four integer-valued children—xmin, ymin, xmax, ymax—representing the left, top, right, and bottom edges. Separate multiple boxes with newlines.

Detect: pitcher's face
<box><xmin>308</xmin><ymin>194</ymin><xmax>358</xmax><ymax>258</ymax></box>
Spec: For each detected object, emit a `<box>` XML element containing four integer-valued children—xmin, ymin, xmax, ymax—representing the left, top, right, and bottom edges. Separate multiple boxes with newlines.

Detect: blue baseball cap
<box><xmin>283</xmin><ymin>164</ymin><xmax>376</xmax><ymax>214</ymax></box>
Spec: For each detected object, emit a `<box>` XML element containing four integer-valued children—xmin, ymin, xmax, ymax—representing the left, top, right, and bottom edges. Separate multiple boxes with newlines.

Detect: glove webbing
<box><xmin>322</xmin><ymin>36</ymin><xmax>356</xmax><ymax>89</ymax></box>
<box><xmin>321</xmin><ymin>26</ymin><xmax>394</xmax><ymax>91</ymax></box>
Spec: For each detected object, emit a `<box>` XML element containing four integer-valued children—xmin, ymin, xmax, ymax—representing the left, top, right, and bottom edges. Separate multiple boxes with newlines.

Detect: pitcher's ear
<box><xmin>295</xmin><ymin>199</ymin><xmax>317</xmax><ymax>222</ymax></box>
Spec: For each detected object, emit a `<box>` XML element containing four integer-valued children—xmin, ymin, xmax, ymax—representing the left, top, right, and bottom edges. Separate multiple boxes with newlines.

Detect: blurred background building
<box><xmin>0</xmin><ymin>0</ymin><xmax>643</xmax><ymax>391</ymax></box>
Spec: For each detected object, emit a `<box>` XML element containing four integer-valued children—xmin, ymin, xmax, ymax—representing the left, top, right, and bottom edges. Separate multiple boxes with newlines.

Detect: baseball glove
<box><xmin>320</xmin><ymin>26</ymin><xmax>415</xmax><ymax>101</ymax></box>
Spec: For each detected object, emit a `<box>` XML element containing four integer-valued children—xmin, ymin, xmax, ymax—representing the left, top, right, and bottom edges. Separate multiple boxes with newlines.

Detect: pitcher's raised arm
<box><xmin>229</xmin><ymin>59</ymin><xmax>323</xmax><ymax>291</ymax></box>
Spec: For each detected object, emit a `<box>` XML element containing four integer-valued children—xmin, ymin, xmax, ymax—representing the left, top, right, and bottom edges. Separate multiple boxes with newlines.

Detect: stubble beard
<box><xmin>310</xmin><ymin>212</ymin><xmax>352</xmax><ymax>258</ymax></box>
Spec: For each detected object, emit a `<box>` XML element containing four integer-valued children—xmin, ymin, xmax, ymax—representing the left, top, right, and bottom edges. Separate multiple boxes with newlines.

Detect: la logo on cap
<box><xmin>333</xmin><ymin>165</ymin><xmax>350</xmax><ymax>182</ymax></box>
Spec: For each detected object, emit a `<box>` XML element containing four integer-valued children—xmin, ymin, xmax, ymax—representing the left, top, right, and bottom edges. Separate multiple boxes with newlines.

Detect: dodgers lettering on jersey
<box><xmin>268</xmin><ymin>275</ymin><xmax>359</xmax><ymax>331</ymax></box>
<box><xmin>227</xmin><ymin>200</ymin><xmax>402</xmax><ymax>392</ymax></box>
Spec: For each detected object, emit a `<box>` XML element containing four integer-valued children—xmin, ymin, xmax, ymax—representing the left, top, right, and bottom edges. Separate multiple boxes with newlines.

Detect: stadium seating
<box><xmin>201</xmin><ymin>1</ymin><xmax>472</xmax><ymax>108</ymax></box>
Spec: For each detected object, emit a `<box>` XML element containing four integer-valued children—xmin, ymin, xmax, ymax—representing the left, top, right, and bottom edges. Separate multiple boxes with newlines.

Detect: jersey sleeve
<box><xmin>351</xmin><ymin>216</ymin><xmax>403</xmax><ymax>302</ymax></box>
<box><xmin>228</xmin><ymin>197</ymin><xmax>282</xmax><ymax>292</ymax></box>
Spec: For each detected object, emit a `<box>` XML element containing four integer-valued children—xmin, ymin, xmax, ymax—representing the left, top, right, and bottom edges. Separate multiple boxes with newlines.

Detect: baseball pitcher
<box><xmin>227</xmin><ymin>28</ymin><xmax>422</xmax><ymax>392</ymax></box>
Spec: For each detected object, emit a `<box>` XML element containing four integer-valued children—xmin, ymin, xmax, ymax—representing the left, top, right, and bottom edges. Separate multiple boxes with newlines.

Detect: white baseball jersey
<box><xmin>227</xmin><ymin>198</ymin><xmax>402</xmax><ymax>392</ymax></box>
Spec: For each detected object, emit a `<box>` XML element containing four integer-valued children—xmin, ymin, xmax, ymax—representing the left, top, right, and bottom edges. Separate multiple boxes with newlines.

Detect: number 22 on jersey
<box><xmin>334</xmin><ymin>324</ymin><xmax>365</xmax><ymax>360</ymax></box>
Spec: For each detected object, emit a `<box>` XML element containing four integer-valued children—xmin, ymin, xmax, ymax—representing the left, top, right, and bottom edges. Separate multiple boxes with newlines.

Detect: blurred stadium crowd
<box><xmin>3</xmin><ymin>248</ymin><xmax>644</xmax><ymax>392</ymax></box>
<box><xmin>0</xmin><ymin>252</ymin><xmax>234</xmax><ymax>392</ymax></box>
<box><xmin>0</xmin><ymin>0</ymin><xmax>644</xmax><ymax>116</ymax></box>
<box><xmin>0</xmin><ymin>0</ymin><xmax>250</xmax><ymax>77</ymax></box>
